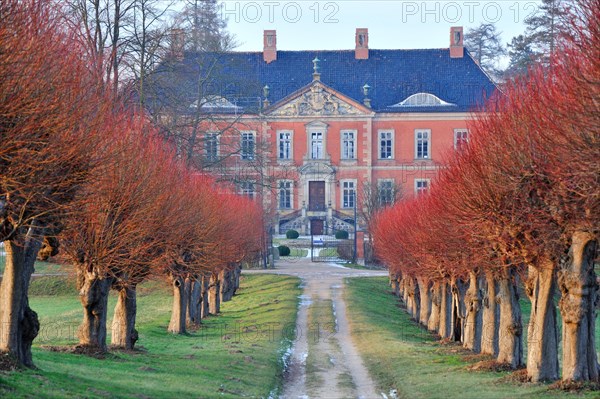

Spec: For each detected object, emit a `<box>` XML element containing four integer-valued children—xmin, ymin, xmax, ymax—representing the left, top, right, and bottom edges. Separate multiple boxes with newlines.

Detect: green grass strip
<box><xmin>0</xmin><ymin>274</ymin><xmax>300</xmax><ymax>399</ymax></box>
<box><xmin>344</xmin><ymin>277</ymin><xmax>600</xmax><ymax>399</ymax></box>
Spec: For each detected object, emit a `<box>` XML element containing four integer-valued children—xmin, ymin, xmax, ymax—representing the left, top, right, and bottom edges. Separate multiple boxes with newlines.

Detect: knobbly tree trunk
<box><xmin>406</xmin><ymin>277</ymin><xmax>420</xmax><ymax>320</ymax></box>
<box><xmin>428</xmin><ymin>281</ymin><xmax>441</xmax><ymax>333</ymax></box>
<box><xmin>0</xmin><ymin>234</ymin><xmax>43</xmax><ymax>367</ymax></box>
<box><xmin>186</xmin><ymin>277</ymin><xmax>202</xmax><ymax>327</ymax></box>
<box><xmin>168</xmin><ymin>275</ymin><xmax>187</xmax><ymax>334</ymax></box>
<box><xmin>402</xmin><ymin>276</ymin><xmax>409</xmax><ymax>307</ymax></box>
<box><xmin>78</xmin><ymin>270</ymin><xmax>113</xmax><ymax>351</ymax></box>
<box><xmin>220</xmin><ymin>269</ymin><xmax>234</xmax><ymax>303</ymax></box>
<box><xmin>525</xmin><ymin>263</ymin><xmax>559</xmax><ymax>382</ymax></box>
<box><xmin>111</xmin><ymin>285</ymin><xmax>138</xmax><ymax>350</ymax></box>
<box><xmin>496</xmin><ymin>268</ymin><xmax>523</xmax><ymax>368</ymax></box>
<box><xmin>201</xmin><ymin>274</ymin><xmax>210</xmax><ymax>319</ymax></box>
<box><xmin>390</xmin><ymin>272</ymin><xmax>400</xmax><ymax>297</ymax></box>
<box><xmin>232</xmin><ymin>264</ymin><xmax>242</xmax><ymax>295</ymax></box>
<box><xmin>208</xmin><ymin>272</ymin><xmax>220</xmax><ymax>315</ymax></box>
<box><xmin>463</xmin><ymin>271</ymin><xmax>483</xmax><ymax>353</ymax></box>
<box><xmin>417</xmin><ymin>277</ymin><xmax>432</xmax><ymax>327</ymax></box>
<box><xmin>558</xmin><ymin>232</ymin><xmax>599</xmax><ymax>382</ymax></box>
<box><xmin>481</xmin><ymin>271</ymin><xmax>499</xmax><ymax>356</ymax></box>
<box><xmin>439</xmin><ymin>281</ymin><xmax>453</xmax><ymax>339</ymax></box>
<box><xmin>451</xmin><ymin>277</ymin><xmax>467</xmax><ymax>342</ymax></box>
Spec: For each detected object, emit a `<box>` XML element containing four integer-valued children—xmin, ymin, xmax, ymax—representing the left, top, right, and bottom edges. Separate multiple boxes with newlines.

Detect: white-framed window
<box><xmin>378</xmin><ymin>130</ymin><xmax>394</xmax><ymax>159</ymax></box>
<box><xmin>378</xmin><ymin>179</ymin><xmax>396</xmax><ymax>206</ymax></box>
<box><xmin>341</xmin><ymin>130</ymin><xmax>356</xmax><ymax>160</ymax></box>
<box><xmin>278</xmin><ymin>180</ymin><xmax>292</xmax><ymax>209</ymax></box>
<box><xmin>239</xmin><ymin>181</ymin><xmax>255</xmax><ymax>199</ymax></box>
<box><xmin>415</xmin><ymin>129</ymin><xmax>430</xmax><ymax>159</ymax></box>
<box><xmin>341</xmin><ymin>180</ymin><xmax>356</xmax><ymax>209</ymax></box>
<box><xmin>278</xmin><ymin>130</ymin><xmax>293</xmax><ymax>160</ymax></box>
<box><xmin>454</xmin><ymin>129</ymin><xmax>469</xmax><ymax>151</ymax></box>
<box><xmin>310</xmin><ymin>131</ymin><xmax>324</xmax><ymax>159</ymax></box>
<box><xmin>241</xmin><ymin>131</ymin><xmax>255</xmax><ymax>160</ymax></box>
<box><xmin>415</xmin><ymin>179</ymin><xmax>430</xmax><ymax>196</ymax></box>
<box><xmin>204</xmin><ymin>132</ymin><xmax>219</xmax><ymax>161</ymax></box>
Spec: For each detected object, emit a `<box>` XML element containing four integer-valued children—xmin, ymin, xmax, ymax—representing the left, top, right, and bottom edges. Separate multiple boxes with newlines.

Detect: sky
<box><xmin>214</xmin><ymin>0</ymin><xmax>543</xmax><ymax>53</ymax></box>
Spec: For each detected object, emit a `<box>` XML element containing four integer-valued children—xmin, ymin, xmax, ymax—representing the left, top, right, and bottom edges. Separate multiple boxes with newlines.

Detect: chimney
<box><xmin>355</xmin><ymin>28</ymin><xmax>369</xmax><ymax>60</ymax></box>
<box><xmin>450</xmin><ymin>26</ymin><xmax>464</xmax><ymax>58</ymax></box>
<box><xmin>263</xmin><ymin>30</ymin><xmax>277</xmax><ymax>63</ymax></box>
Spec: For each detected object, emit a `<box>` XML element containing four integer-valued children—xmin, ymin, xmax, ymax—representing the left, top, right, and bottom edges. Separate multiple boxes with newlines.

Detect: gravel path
<box><xmin>244</xmin><ymin>259</ymin><xmax>387</xmax><ymax>399</ymax></box>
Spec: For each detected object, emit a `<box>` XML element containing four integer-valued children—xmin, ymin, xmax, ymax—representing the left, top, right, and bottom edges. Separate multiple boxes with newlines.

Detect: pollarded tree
<box><xmin>0</xmin><ymin>0</ymin><xmax>108</xmax><ymax>367</ymax></box>
<box><xmin>517</xmin><ymin>0</ymin><xmax>600</xmax><ymax>380</ymax></box>
<box><xmin>60</xmin><ymin>113</ymin><xmax>185</xmax><ymax>351</ymax></box>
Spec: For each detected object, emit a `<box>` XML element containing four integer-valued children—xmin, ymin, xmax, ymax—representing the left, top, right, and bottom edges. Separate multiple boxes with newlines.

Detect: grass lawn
<box><xmin>0</xmin><ymin>258</ymin><xmax>65</xmax><ymax>275</ymax></box>
<box><xmin>345</xmin><ymin>277</ymin><xmax>600</xmax><ymax>399</ymax></box>
<box><xmin>289</xmin><ymin>248</ymin><xmax>309</xmax><ymax>257</ymax></box>
<box><xmin>318</xmin><ymin>248</ymin><xmax>338</xmax><ymax>257</ymax></box>
<box><xmin>0</xmin><ymin>274</ymin><xmax>301</xmax><ymax>399</ymax></box>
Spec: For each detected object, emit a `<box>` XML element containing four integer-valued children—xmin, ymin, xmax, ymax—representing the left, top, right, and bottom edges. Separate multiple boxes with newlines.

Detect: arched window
<box><xmin>392</xmin><ymin>93</ymin><xmax>455</xmax><ymax>107</ymax></box>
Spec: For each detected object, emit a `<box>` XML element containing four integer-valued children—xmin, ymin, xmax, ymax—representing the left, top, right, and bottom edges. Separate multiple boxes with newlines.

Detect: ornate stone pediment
<box><xmin>266</xmin><ymin>82</ymin><xmax>368</xmax><ymax>117</ymax></box>
<box><xmin>299</xmin><ymin>162</ymin><xmax>336</xmax><ymax>176</ymax></box>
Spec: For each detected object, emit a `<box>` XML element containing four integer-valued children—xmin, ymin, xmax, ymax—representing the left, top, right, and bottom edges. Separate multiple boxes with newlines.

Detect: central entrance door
<box><xmin>308</xmin><ymin>181</ymin><xmax>326</xmax><ymax>211</ymax></box>
<box><xmin>310</xmin><ymin>219</ymin><xmax>324</xmax><ymax>235</ymax></box>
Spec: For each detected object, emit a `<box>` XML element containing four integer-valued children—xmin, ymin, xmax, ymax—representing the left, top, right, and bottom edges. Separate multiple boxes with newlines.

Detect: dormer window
<box><xmin>393</xmin><ymin>93</ymin><xmax>455</xmax><ymax>107</ymax></box>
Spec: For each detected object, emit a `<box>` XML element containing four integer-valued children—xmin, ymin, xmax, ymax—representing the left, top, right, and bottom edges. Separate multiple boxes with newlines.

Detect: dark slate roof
<box><xmin>148</xmin><ymin>48</ymin><xmax>497</xmax><ymax>114</ymax></box>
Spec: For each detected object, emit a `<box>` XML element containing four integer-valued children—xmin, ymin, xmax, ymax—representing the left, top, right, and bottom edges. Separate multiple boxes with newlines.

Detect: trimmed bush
<box><xmin>278</xmin><ymin>245</ymin><xmax>291</xmax><ymax>256</ymax></box>
<box><xmin>335</xmin><ymin>230</ymin><xmax>349</xmax><ymax>239</ymax></box>
<box><xmin>285</xmin><ymin>229</ymin><xmax>300</xmax><ymax>239</ymax></box>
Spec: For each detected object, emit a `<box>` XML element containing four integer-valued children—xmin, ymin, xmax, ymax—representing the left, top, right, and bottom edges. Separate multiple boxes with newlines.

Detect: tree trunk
<box><xmin>525</xmin><ymin>264</ymin><xmax>559</xmax><ymax>382</ymax></box>
<box><xmin>417</xmin><ymin>277</ymin><xmax>431</xmax><ymax>327</ymax></box>
<box><xmin>481</xmin><ymin>271</ymin><xmax>499</xmax><ymax>356</ymax></box>
<box><xmin>78</xmin><ymin>270</ymin><xmax>113</xmax><ymax>351</ymax></box>
<box><xmin>428</xmin><ymin>281</ymin><xmax>441</xmax><ymax>333</ymax></box>
<box><xmin>186</xmin><ymin>278</ymin><xmax>202</xmax><ymax>327</ymax></box>
<box><xmin>390</xmin><ymin>272</ymin><xmax>400</xmax><ymax>297</ymax></box>
<box><xmin>558</xmin><ymin>232</ymin><xmax>599</xmax><ymax>382</ymax></box>
<box><xmin>168</xmin><ymin>275</ymin><xmax>187</xmax><ymax>334</ymax></box>
<box><xmin>111</xmin><ymin>285</ymin><xmax>138</xmax><ymax>350</ymax></box>
<box><xmin>496</xmin><ymin>269</ymin><xmax>523</xmax><ymax>368</ymax></box>
<box><xmin>451</xmin><ymin>277</ymin><xmax>467</xmax><ymax>342</ymax></box>
<box><xmin>402</xmin><ymin>277</ymin><xmax>409</xmax><ymax>307</ymax></box>
<box><xmin>0</xmin><ymin>234</ymin><xmax>43</xmax><ymax>367</ymax></box>
<box><xmin>438</xmin><ymin>281</ymin><xmax>453</xmax><ymax>339</ymax></box>
<box><xmin>208</xmin><ymin>272</ymin><xmax>220</xmax><ymax>315</ymax></box>
<box><xmin>220</xmin><ymin>269</ymin><xmax>234</xmax><ymax>303</ymax></box>
<box><xmin>463</xmin><ymin>271</ymin><xmax>483</xmax><ymax>353</ymax></box>
<box><xmin>232</xmin><ymin>264</ymin><xmax>242</xmax><ymax>295</ymax></box>
<box><xmin>406</xmin><ymin>277</ymin><xmax>420</xmax><ymax>320</ymax></box>
<box><xmin>201</xmin><ymin>274</ymin><xmax>210</xmax><ymax>319</ymax></box>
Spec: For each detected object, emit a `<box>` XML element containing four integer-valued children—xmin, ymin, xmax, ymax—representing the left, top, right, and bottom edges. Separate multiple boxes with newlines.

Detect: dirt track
<box><xmin>245</xmin><ymin>259</ymin><xmax>387</xmax><ymax>399</ymax></box>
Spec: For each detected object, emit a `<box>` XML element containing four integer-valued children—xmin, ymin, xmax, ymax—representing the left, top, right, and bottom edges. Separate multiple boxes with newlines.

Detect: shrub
<box><xmin>278</xmin><ymin>245</ymin><xmax>291</xmax><ymax>256</ymax></box>
<box><xmin>285</xmin><ymin>229</ymin><xmax>300</xmax><ymax>239</ymax></box>
<box><xmin>335</xmin><ymin>230</ymin><xmax>349</xmax><ymax>239</ymax></box>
